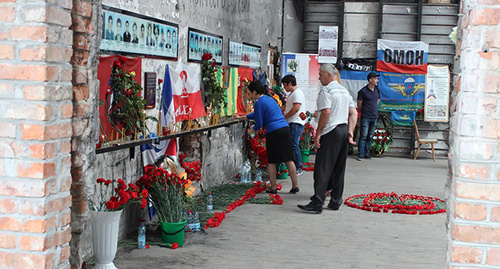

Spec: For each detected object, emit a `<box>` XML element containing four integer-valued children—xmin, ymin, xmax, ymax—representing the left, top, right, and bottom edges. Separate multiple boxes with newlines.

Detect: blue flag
<box><xmin>379</xmin><ymin>72</ymin><xmax>425</xmax><ymax>111</ymax></box>
<box><xmin>391</xmin><ymin>110</ymin><xmax>416</xmax><ymax>126</ymax></box>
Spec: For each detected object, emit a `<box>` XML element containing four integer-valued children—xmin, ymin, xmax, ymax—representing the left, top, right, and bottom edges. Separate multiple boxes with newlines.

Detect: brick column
<box><xmin>69</xmin><ymin>0</ymin><xmax>101</xmax><ymax>267</ymax></box>
<box><xmin>447</xmin><ymin>1</ymin><xmax>500</xmax><ymax>268</ymax></box>
<box><xmin>0</xmin><ymin>0</ymin><xmax>73</xmax><ymax>268</ymax></box>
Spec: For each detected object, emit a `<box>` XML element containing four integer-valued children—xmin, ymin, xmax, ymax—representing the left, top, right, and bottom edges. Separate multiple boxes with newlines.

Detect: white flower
<box><xmin>449</xmin><ymin>27</ymin><xmax>457</xmax><ymax>44</ymax></box>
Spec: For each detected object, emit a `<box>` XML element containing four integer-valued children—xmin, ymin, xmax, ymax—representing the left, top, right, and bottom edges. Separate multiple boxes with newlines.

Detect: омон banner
<box><xmin>377</xmin><ymin>39</ymin><xmax>429</xmax><ymax>74</ymax></box>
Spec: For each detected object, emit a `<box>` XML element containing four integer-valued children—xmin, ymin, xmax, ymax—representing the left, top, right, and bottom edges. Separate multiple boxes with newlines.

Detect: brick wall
<box><xmin>0</xmin><ymin>0</ymin><xmax>73</xmax><ymax>268</ymax></box>
<box><xmin>447</xmin><ymin>0</ymin><xmax>500</xmax><ymax>268</ymax></box>
<box><xmin>69</xmin><ymin>0</ymin><xmax>100</xmax><ymax>268</ymax></box>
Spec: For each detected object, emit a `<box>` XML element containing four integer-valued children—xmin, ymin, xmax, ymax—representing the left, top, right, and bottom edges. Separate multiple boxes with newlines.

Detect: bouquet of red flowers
<box><xmin>247</xmin><ymin>128</ymin><xmax>268</xmax><ymax>168</ymax></box>
<box><xmin>201</xmin><ymin>53</ymin><xmax>226</xmax><ymax>114</ymax></box>
<box><xmin>137</xmin><ymin>165</ymin><xmax>189</xmax><ymax>223</ymax></box>
<box><xmin>179</xmin><ymin>153</ymin><xmax>202</xmax><ymax>182</ymax></box>
<box><xmin>89</xmin><ymin>178</ymin><xmax>148</xmax><ymax>212</ymax></box>
<box><xmin>299</xmin><ymin>111</ymin><xmax>316</xmax><ymax>150</ymax></box>
<box><xmin>416</xmin><ymin>107</ymin><xmax>424</xmax><ymax>120</ymax></box>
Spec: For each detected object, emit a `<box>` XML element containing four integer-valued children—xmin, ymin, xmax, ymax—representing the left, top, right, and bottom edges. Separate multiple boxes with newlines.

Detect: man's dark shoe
<box><xmin>356</xmin><ymin>157</ymin><xmax>362</xmax><ymax>161</ymax></box>
<box><xmin>289</xmin><ymin>187</ymin><xmax>300</xmax><ymax>194</ymax></box>
<box><xmin>297</xmin><ymin>203</ymin><xmax>322</xmax><ymax>213</ymax></box>
<box><xmin>327</xmin><ymin>202</ymin><xmax>341</xmax><ymax>211</ymax></box>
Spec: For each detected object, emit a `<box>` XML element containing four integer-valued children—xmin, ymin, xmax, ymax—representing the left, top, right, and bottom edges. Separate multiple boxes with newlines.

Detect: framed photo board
<box><xmin>187</xmin><ymin>28</ymin><xmax>223</xmax><ymax>64</ymax></box>
<box><xmin>228</xmin><ymin>40</ymin><xmax>261</xmax><ymax>68</ymax></box>
<box><xmin>101</xmin><ymin>5</ymin><xmax>178</xmax><ymax>59</ymax></box>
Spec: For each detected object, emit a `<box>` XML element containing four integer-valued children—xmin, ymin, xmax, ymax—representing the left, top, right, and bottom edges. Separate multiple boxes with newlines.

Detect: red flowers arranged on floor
<box><xmin>344</xmin><ymin>192</ymin><xmax>446</xmax><ymax>215</ymax></box>
<box><xmin>204</xmin><ymin>181</ymin><xmax>283</xmax><ymax>229</ymax></box>
<box><xmin>269</xmin><ymin>194</ymin><xmax>283</xmax><ymax>205</ymax></box>
<box><xmin>179</xmin><ymin>154</ymin><xmax>202</xmax><ymax>182</ymax></box>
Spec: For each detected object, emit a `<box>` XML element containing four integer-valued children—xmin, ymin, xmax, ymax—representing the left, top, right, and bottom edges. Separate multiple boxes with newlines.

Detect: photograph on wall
<box><xmin>281</xmin><ymin>53</ymin><xmax>321</xmax><ymax>112</ymax></box>
<box><xmin>144</xmin><ymin>72</ymin><xmax>157</xmax><ymax>109</ymax></box>
<box><xmin>101</xmin><ymin>5</ymin><xmax>178</xmax><ymax>59</ymax></box>
<box><xmin>228</xmin><ymin>40</ymin><xmax>261</xmax><ymax>69</ymax></box>
<box><xmin>318</xmin><ymin>25</ymin><xmax>338</xmax><ymax>64</ymax></box>
<box><xmin>424</xmin><ymin>65</ymin><xmax>450</xmax><ymax>122</ymax></box>
<box><xmin>187</xmin><ymin>28</ymin><xmax>223</xmax><ymax>64</ymax></box>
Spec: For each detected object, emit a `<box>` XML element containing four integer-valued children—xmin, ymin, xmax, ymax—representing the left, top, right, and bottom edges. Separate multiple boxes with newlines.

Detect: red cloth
<box><xmin>97</xmin><ymin>55</ymin><xmax>142</xmax><ymax>141</ymax></box>
<box><xmin>237</xmin><ymin>67</ymin><xmax>254</xmax><ymax>114</ymax></box>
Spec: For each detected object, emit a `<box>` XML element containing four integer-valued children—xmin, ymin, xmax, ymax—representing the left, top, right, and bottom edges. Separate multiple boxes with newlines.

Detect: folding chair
<box><xmin>413</xmin><ymin>120</ymin><xmax>437</xmax><ymax>161</ymax></box>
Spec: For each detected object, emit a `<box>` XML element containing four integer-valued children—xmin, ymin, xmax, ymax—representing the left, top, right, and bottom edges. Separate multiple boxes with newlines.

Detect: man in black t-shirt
<box><xmin>356</xmin><ymin>72</ymin><xmax>380</xmax><ymax>161</ymax></box>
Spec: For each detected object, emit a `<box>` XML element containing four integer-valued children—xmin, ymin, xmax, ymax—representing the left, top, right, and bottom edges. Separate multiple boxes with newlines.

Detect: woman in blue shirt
<box><xmin>234</xmin><ymin>81</ymin><xmax>299</xmax><ymax>194</ymax></box>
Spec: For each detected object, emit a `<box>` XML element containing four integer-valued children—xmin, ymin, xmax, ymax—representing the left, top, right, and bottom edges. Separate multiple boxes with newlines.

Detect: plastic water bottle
<box><xmin>192</xmin><ymin>211</ymin><xmax>201</xmax><ymax>231</ymax></box>
<box><xmin>255</xmin><ymin>168</ymin><xmax>262</xmax><ymax>182</ymax></box>
<box><xmin>207</xmin><ymin>192</ymin><xmax>213</xmax><ymax>212</ymax></box>
<box><xmin>245</xmin><ymin>161</ymin><xmax>252</xmax><ymax>182</ymax></box>
<box><xmin>183</xmin><ymin>211</ymin><xmax>190</xmax><ymax>231</ymax></box>
<box><xmin>138</xmin><ymin>222</ymin><xmax>146</xmax><ymax>249</ymax></box>
<box><xmin>240</xmin><ymin>161</ymin><xmax>248</xmax><ymax>183</ymax></box>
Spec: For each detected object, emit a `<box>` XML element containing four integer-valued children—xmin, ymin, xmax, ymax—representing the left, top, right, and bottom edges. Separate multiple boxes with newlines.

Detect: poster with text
<box><xmin>101</xmin><ymin>5</ymin><xmax>178</xmax><ymax>59</ymax></box>
<box><xmin>281</xmin><ymin>53</ymin><xmax>321</xmax><ymax>112</ymax></box>
<box><xmin>318</xmin><ymin>26</ymin><xmax>338</xmax><ymax>64</ymax></box>
<box><xmin>424</xmin><ymin>65</ymin><xmax>450</xmax><ymax>122</ymax></box>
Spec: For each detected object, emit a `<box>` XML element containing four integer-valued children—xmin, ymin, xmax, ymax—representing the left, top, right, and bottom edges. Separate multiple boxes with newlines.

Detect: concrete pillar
<box><xmin>447</xmin><ymin>0</ymin><xmax>500</xmax><ymax>267</ymax></box>
<box><xmin>69</xmin><ymin>0</ymin><xmax>101</xmax><ymax>268</ymax></box>
<box><xmin>0</xmin><ymin>0</ymin><xmax>73</xmax><ymax>268</ymax></box>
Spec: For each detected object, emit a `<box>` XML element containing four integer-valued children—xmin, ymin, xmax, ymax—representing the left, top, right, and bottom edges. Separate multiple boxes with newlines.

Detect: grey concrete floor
<box><xmin>113</xmin><ymin>153</ymin><xmax>448</xmax><ymax>269</ymax></box>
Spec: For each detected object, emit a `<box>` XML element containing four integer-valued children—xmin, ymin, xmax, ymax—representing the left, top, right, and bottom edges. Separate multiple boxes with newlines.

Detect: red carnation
<box><xmin>202</xmin><ymin>53</ymin><xmax>213</xmax><ymax>60</ymax></box>
<box><xmin>158</xmin><ymin>78</ymin><xmax>163</xmax><ymax>84</ymax></box>
<box><xmin>140</xmin><ymin>198</ymin><xmax>147</xmax><ymax>209</ymax></box>
<box><xmin>299</xmin><ymin>112</ymin><xmax>306</xmax><ymax>120</ymax></box>
<box><xmin>171</xmin><ymin>243</ymin><xmax>179</xmax><ymax>249</ymax></box>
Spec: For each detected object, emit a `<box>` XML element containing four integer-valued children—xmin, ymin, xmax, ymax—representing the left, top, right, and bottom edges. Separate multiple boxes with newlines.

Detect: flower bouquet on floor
<box><xmin>299</xmin><ymin>111</ymin><xmax>316</xmax><ymax>162</ymax></box>
<box><xmin>88</xmin><ymin>178</ymin><xmax>148</xmax><ymax>269</ymax></box>
<box><xmin>137</xmin><ymin>165</ymin><xmax>189</xmax><ymax>246</ymax></box>
<box><xmin>370</xmin><ymin>128</ymin><xmax>393</xmax><ymax>157</ymax></box>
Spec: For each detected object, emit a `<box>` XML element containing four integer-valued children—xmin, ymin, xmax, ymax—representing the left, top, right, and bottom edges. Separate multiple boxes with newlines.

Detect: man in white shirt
<box><xmin>298</xmin><ymin>64</ymin><xmax>357</xmax><ymax>214</ymax></box>
<box><xmin>282</xmin><ymin>75</ymin><xmax>306</xmax><ymax>177</ymax></box>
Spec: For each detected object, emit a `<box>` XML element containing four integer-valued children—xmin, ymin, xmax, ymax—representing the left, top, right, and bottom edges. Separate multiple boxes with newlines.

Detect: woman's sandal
<box><xmin>266</xmin><ymin>189</ymin><xmax>277</xmax><ymax>194</ymax></box>
<box><xmin>289</xmin><ymin>187</ymin><xmax>300</xmax><ymax>194</ymax></box>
